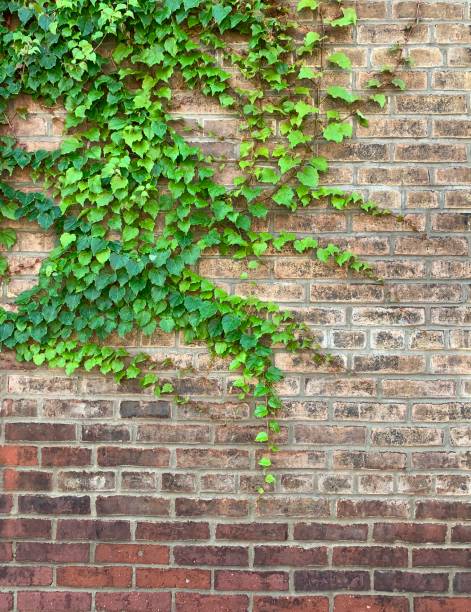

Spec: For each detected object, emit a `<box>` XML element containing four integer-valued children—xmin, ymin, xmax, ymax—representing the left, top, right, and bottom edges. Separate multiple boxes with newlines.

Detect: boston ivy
<box><xmin>0</xmin><ymin>0</ymin><xmax>409</xmax><ymax>491</ymax></box>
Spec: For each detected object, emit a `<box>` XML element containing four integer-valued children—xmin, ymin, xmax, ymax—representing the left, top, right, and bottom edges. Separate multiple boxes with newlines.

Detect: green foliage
<box><xmin>0</xmin><ymin>0</ymin><xmax>409</xmax><ymax>491</ymax></box>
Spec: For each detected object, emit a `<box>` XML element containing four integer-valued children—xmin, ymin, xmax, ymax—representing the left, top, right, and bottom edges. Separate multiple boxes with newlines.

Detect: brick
<box><xmin>416</xmin><ymin>501</ymin><xmax>471</xmax><ymax>520</ymax></box>
<box><xmin>295</xmin><ymin>425</ymin><xmax>366</xmax><ymax>444</ymax></box>
<box><xmin>334</xmin><ymin>402</ymin><xmax>406</xmax><ymax>422</ymax></box>
<box><xmin>452</xmin><ymin>525</ymin><xmax>471</xmax><ymax>543</ymax></box>
<box><xmin>333</xmin><ymin>546</ymin><xmax>407</xmax><ymax>567</ymax></box>
<box><xmin>215</xmin><ymin>570</ymin><xmax>289</xmax><ymax>591</ymax></box>
<box><xmin>96</xmin><ymin>495</ymin><xmax>169</xmax><ymax>516</ymax></box>
<box><xmin>373</xmin><ymin>523</ymin><xmax>446</xmax><ymax>544</ymax></box>
<box><xmin>294</xmin><ymin>523</ymin><xmax>368</xmax><ymax>542</ymax></box>
<box><xmin>16</xmin><ymin>542</ymin><xmax>89</xmax><ymax>563</ymax></box>
<box><xmin>0</xmin><ymin>566</ymin><xmax>52</xmax><ymax>586</ymax></box>
<box><xmin>42</xmin><ymin>447</ymin><xmax>91</xmax><ymax>467</ymax></box>
<box><xmin>174</xmin><ymin>545</ymin><xmax>248</xmax><ymax>566</ymax></box>
<box><xmin>136</xmin><ymin>568</ymin><xmax>210</xmax><ymax>589</ymax></box>
<box><xmin>295</xmin><ymin>570</ymin><xmax>370</xmax><ymax>591</ymax></box>
<box><xmin>333</xmin><ymin>451</ymin><xmax>406</xmax><ymax>470</ymax></box>
<box><xmin>176</xmin><ymin>449</ymin><xmax>250</xmax><ymax>469</ymax></box>
<box><xmin>455</xmin><ymin>573</ymin><xmax>471</xmax><ymax>593</ymax></box>
<box><xmin>413</xmin><ymin>548</ymin><xmax>471</xmax><ymax>568</ymax></box>
<box><xmin>0</xmin><ymin>518</ymin><xmax>51</xmax><ymax>539</ymax></box>
<box><xmin>176</xmin><ymin>497</ymin><xmax>248</xmax><ymax>517</ymax></box>
<box><xmin>97</xmin><ymin>446</ymin><xmax>170</xmax><ymax>467</ymax></box>
<box><xmin>137</xmin><ymin>423</ymin><xmax>211</xmax><ymax>443</ymax></box>
<box><xmin>56</xmin><ymin>519</ymin><xmax>130</xmax><ymax>541</ymax></box>
<box><xmin>256</xmin><ymin>498</ymin><xmax>330</xmax><ymax>518</ymax></box>
<box><xmin>58</xmin><ymin>470</ymin><xmax>115</xmax><ymax>492</ymax></box>
<box><xmin>95</xmin><ymin>592</ymin><xmax>172</xmax><ymax>612</ymax></box>
<box><xmin>371</xmin><ymin>427</ymin><xmax>442</xmax><ymax>446</ymax></box>
<box><xmin>337</xmin><ymin>500</ymin><xmax>409</xmax><ymax>519</ymax></box>
<box><xmin>254</xmin><ymin>545</ymin><xmax>327</xmax><ymax>567</ymax></box>
<box><xmin>414</xmin><ymin>599</ymin><xmax>471</xmax><ymax>612</ymax></box>
<box><xmin>216</xmin><ymin>523</ymin><xmax>288</xmax><ymax>542</ymax></box>
<box><xmin>5</xmin><ymin>423</ymin><xmax>75</xmax><ymax>441</ymax></box>
<box><xmin>43</xmin><ymin>399</ymin><xmax>113</xmax><ymax>418</ymax></box>
<box><xmin>0</xmin><ymin>594</ymin><xmax>12</xmax><ymax>611</ymax></box>
<box><xmin>0</xmin><ymin>445</ymin><xmax>37</xmax><ymax>466</ymax></box>
<box><xmin>374</xmin><ymin>571</ymin><xmax>448</xmax><ymax>593</ymax></box>
<box><xmin>136</xmin><ymin>521</ymin><xmax>209</xmax><ymax>541</ymax></box>
<box><xmin>57</xmin><ymin>566</ymin><xmax>131</xmax><ymax>588</ymax></box>
<box><xmin>176</xmin><ymin>593</ymin><xmax>248</xmax><ymax>612</ymax></box>
<box><xmin>334</xmin><ymin>595</ymin><xmax>409</xmax><ymax>612</ymax></box>
<box><xmin>17</xmin><ymin>592</ymin><xmax>92</xmax><ymax>612</ymax></box>
<box><xmin>396</xmin><ymin>95</ymin><xmax>467</xmax><ymax>114</ymax></box>
<box><xmin>119</xmin><ymin>400</ymin><xmax>170</xmax><ymax>418</ymax></box>
<box><xmin>254</xmin><ymin>596</ymin><xmax>328</xmax><ymax>612</ymax></box>
<box><xmin>95</xmin><ymin>543</ymin><xmax>169</xmax><ymax>564</ymax></box>
<box><xmin>3</xmin><ymin>469</ymin><xmax>52</xmax><ymax>491</ymax></box>
<box><xmin>19</xmin><ymin>495</ymin><xmax>90</xmax><ymax>515</ymax></box>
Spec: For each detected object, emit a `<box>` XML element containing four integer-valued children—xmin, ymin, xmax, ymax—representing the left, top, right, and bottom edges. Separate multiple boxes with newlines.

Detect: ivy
<box><xmin>0</xmin><ymin>0</ymin><xmax>411</xmax><ymax>491</ymax></box>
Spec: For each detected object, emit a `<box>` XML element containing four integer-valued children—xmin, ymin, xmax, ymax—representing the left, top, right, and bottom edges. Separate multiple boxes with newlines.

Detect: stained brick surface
<box><xmin>1</xmin><ymin>1</ymin><xmax>470</xmax><ymax>610</ymax></box>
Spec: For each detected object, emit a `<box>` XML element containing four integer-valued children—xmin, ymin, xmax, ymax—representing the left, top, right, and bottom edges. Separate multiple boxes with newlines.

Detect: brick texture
<box><xmin>0</xmin><ymin>2</ymin><xmax>470</xmax><ymax>610</ymax></box>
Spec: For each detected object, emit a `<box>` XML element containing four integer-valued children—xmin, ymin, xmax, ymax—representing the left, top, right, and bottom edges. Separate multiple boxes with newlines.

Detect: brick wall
<box><xmin>1</xmin><ymin>1</ymin><xmax>470</xmax><ymax>611</ymax></box>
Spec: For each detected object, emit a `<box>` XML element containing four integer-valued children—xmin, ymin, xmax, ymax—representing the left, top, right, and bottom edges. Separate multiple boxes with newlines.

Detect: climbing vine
<box><xmin>0</xmin><ymin>0</ymin><xmax>412</xmax><ymax>490</ymax></box>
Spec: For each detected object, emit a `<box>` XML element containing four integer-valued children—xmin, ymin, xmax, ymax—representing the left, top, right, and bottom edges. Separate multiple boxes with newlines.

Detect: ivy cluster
<box><xmin>0</xmin><ymin>0</ymin><xmax>407</xmax><ymax>490</ymax></box>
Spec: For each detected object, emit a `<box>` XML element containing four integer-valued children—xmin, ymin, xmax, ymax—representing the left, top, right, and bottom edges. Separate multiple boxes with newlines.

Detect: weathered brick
<box><xmin>253</xmin><ymin>596</ymin><xmax>328</xmax><ymax>612</ymax></box>
<box><xmin>374</xmin><ymin>570</ymin><xmax>448</xmax><ymax>593</ymax></box>
<box><xmin>95</xmin><ymin>592</ymin><xmax>172</xmax><ymax>612</ymax></box>
<box><xmin>295</xmin><ymin>570</ymin><xmax>370</xmax><ymax>591</ymax></box>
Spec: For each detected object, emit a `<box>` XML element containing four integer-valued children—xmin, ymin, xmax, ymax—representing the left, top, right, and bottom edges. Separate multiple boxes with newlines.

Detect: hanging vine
<box><xmin>0</xmin><ymin>0</ymin><xmax>411</xmax><ymax>491</ymax></box>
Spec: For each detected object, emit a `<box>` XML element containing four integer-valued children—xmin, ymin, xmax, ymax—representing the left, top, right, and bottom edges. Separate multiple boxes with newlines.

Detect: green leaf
<box><xmin>60</xmin><ymin>233</ymin><xmax>76</xmax><ymax>248</ymax></box>
<box><xmin>323</xmin><ymin>122</ymin><xmax>353</xmax><ymax>143</ymax></box>
<box><xmin>255</xmin><ymin>431</ymin><xmax>269</xmax><ymax>442</ymax></box>
<box><xmin>328</xmin><ymin>52</ymin><xmax>351</xmax><ymax>70</ymax></box>
<box><xmin>370</xmin><ymin>93</ymin><xmax>386</xmax><ymax>108</ymax></box>
<box><xmin>212</xmin><ymin>3</ymin><xmax>232</xmax><ymax>23</ymax></box>
<box><xmin>297</xmin><ymin>0</ymin><xmax>319</xmax><ymax>10</ymax></box>
<box><xmin>160</xmin><ymin>318</ymin><xmax>175</xmax><ymax>333</ymax></box>
<box><xmin>297</xmin><ymin>165</ymin><xmax>318</xmax><ymax>188</ymax></box>
<box><xmin>258</xmin><ymin>457</ymin><xmax>272</xmax><ymax>468</ymax></box>
<box><xmin>273</xmin><ymin>185</ymin><xmax>295</xmax><ymax>207</ymax></box>
<box><xmin>392</xmin><ymin>77</ymin><xmax>406</xmax><ymax>91</ymax></box>
<box><xmin>326</xmin><ymin>86</ymin><xmax>359</xmax><ymax>104</ymax></box>
<box><xmin>221</xmin><ymin>314</ymin><xmax>241</xmax><ymax>334</ymax></box>
<box><xmin>330</xmin><ymin>7</ymin><xmax>357</xmax><ymax>27</ymax></box>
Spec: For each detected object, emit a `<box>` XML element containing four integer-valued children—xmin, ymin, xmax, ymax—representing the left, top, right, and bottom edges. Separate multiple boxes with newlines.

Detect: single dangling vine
<box><xmin>0</xmin><ymin>0</ymin><xmax>414</xmax><ymax>491</ymax></box>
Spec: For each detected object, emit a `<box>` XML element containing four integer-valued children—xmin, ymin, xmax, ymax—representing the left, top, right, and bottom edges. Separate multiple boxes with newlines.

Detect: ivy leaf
<box><xmin>160</xmin><ymin>318</ymin><xmax>175</xmax><ymax>333</ymax></box>
<box><xmin>328</xmin><ymin>52</ymin><xmax>351</xmax><ymax>70</ymax></box>
<box><xmin>327</xmin><ymin>86</ymin><xmax>359</xmax><ymax>104</ymax></box>
<box><xmin>297</xmin><ymin>165</ymin><xmax>318</xmax><ymax>188</ymax></box>
<box><xmin>330</xmin><ymin>7</ymin><xmax>357</xmax><ymax>27</ymax></box>
<box><xmin>60</xmin><ymin>233</ymin><xmax>76</xmax><ymax>248</ymax></box>
<box><xmin>255</xmin><ymin>431</ymin><xmax>269</xmax><ymax>442</ymax></box>
<box><xmin>323</xmin><ymin>122</ymin><xmax>353</xmax><ymax>143</ymax></box>
<box><xmin>298</xmin><ymin>66</ymin><xmax>317</xmax><ymax>79</ymax></box>
<box><xmin>296</xmin><ymin>0</ymin><xmax>319</xmax><ymax>10</ymax></box>
<box><xmin>212</xmin><ymin>4</ymin><xmax>232</xmax><ymax>23</ymax></box>
<box><xmin>221</xmin><ymin>314</ymin><xmax>241</xmax><ymax>334</ymax></box>
<box><xmin>392</xmin><ymin>77</ymin><xmax>406</xmax><ymax>90</ymax></box>
<box><xmin>273</xmin><ymin>185</ymin><xmax>295</xmax><ymax>207</ymax></box>
<box><xmin>370</xmin><ymin>93</ymin><xmax>386</xmax><ymax>108</ymax></box>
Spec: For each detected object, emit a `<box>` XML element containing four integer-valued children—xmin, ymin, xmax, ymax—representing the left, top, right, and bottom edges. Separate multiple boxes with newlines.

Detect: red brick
<box><xmin>5</xmin><ymin>423</ymin><xmax>75</xmax><ymax>441</ymax></box>
<box><xmin>176</xmin><ymin>593</ymin><xmax>248</xmax><ymax>612</ymax></box>
<box><xmin>57</xmin><ymin>566</ymin><xmax>132</xmax><ymax>588</ymax></box>
<box><xmin>136</xmin><ymin>568</ymin><xmax>210</xmax><ymax>589</ymax></box>
<box><xmin>0</xmin><ymin>518</ymin><xmax>51</xmax><ymax>539</ymax></box>
<box><xmin>295</xmin><ymin>570</ymin><xmax>370</xmax><ymax>591</ymax></box>
<box><xmin>215</xmin><ymin>570</ymin><xmax>289</xmax><ymax>591</ymax></box>
<box><xmin>95</xmin><ymin>592</ymin><xmax>172</xmax><ymax>612</ymax></box>
<box><xmin>0</xmin><ymin>445</ymin><xmax>37</xmax><ymax>466</ymax></box>
<box><xmin>17</xmin><ymin>592</ymin><xmax>92</xmax><ymax>612</ymax></box>
<box><xmin>16</xmin><ymin>542</ymin><xmax>89</xmax><ymax>563</ymax></box>
<box><xmin>56</xmin><ymin>519</ymin><xmax>130</xmax><ymax>541</ymax></box>
<box><xmin>334</xmin><ymin>595</ymin><xmax>408</xmax><ymax>612</ymax></box>
<box><xmin>216</xmin><ymin>523</ymin><xmax>288</xmax><ymax>542</ymax></box>
<box><xmin>95</xmin><ymin>543</ymin><xmax>169</xmax><ymax>564</ymax></box>
<box><xmin>415</xmin><ymin>598</ymin><xmax>471</xmax><ymax>612</ymax></box>
<box><xmin>174</xmin><ymin>545</ymin><xmax>248</xmax><ymax>566</ymax></box>
<box><xmin>333</xmin><ymin>546</ymin><xmax>408</xmax><ymax>567</ymax></box>
<box><xmin>0</xmin><ymin>594</ymin><xmax>12</xmax><ymax>611</ymax></box>
<box><xmin>374</xmin><ymin>571</ymin><xmax>448</xmax><ymax>593</ymax></box>
<box><xmin>136</xmin><ymin>521</ymin><xmax>209</xmax><ymax>541</ymax></box>
<box><xmin>96</xmin><ymin>495</ymin><xmax>169</xmax><ymax>516</ymax></box>
<box><xmin>254</xmin><ymin>546</ymin><xmax>327</xmax><ymax>567</ymax></box>
<box><xmin>3</xmin><ymin>469</ymin><xmax>52</xmax><ymax>491</ymax></box>
<box><xmin>373</xmin><ymin>523</ymin><xmax>446</xmax><ymax>544</ymax></box>
<box><xmin>41</xmin><ymin>447</ymin><xmax>91</xmax><ymax>467</ymax></box>
<box><xmin>0</xmin><ymin>566</ymin><xmax>52</xmax><ymax>586</ymax></box>
<box><xmin>254</xmin><ymin>596</ymin><xmax>328</xmax><ymax>612</ymax></box>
